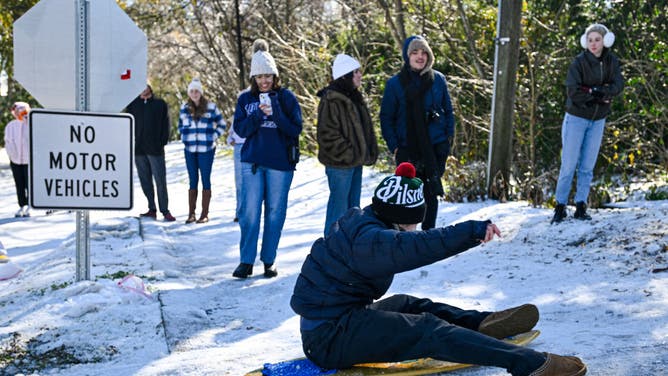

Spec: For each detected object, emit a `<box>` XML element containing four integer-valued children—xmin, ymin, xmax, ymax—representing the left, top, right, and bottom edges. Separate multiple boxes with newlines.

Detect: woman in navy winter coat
<box><xmin>232</xmin><ymin>39</ymin><xmax>303</xmax><ymax>279</ymax></box>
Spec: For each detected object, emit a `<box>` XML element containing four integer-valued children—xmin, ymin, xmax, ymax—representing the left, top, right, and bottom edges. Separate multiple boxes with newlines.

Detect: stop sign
<box><xmin>13</xmin><ymin>0</ymin><xmax>147</xmax><ymax>112</ymax></box>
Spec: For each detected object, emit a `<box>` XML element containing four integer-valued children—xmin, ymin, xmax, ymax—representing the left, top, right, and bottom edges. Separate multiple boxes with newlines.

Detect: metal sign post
<box><xmin>75</xmin><ymin>0</ymin><xmax>90</xmax><ymax>282</ymax></box>
<box><xmin>28</xmin><ymin>109</ymin><xmax>135</xmax><ymax>281</ymax></box>
<box><xmin>14</xmin><ymin>0</ymin><xmax>146</xmax><ymax>282</ymax></box>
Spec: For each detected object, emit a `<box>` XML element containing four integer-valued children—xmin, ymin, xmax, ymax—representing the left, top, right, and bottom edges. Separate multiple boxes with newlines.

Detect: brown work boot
<box><xmin>478</xmin><ymin>303</ymin><xmax>539</xmax><ymax>339</ymax></box>
<box><xmin>529</xmin><ymin>353</ymin><xmax>586</xmax><ymax>376</ymax></box>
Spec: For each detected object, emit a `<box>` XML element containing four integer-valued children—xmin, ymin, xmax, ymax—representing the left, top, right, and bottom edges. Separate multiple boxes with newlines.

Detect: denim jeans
<box><xmin>135</xmin><ymin>154</ymin><xmax>169</xmax><ymax>214</ymax></box>
<box><xmin>555</xmin><ymin>113</ymin><xmax>606</xmax><ymax>205</ymax></box>
<box><xmin>324</xmin><ymin>166</ymin><xmax>362</xmax><ymax>236</ymax></box>
<box><xmin>301</xmin><ymin>294</ymin><xmax>545</xmax><ymax>375</ymax></box>
<box><xmin>239</xmin><ymin>163</ymin><xmax>294</xmax><ymax>265</ymax></box>
<box><xmin>233</xmin><ymin>143</ymin><xmax>243</xmax><ymax>218</ymax></box>
<box><xmin>184</xmin><ymin>149</ymin><xmax>215</xmax><ymax>190</ymax></box>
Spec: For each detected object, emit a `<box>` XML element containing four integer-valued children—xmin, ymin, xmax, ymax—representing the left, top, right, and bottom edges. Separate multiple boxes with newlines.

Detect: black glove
<box><xmin>591</xmin><ymin>86</ymin><xmax>606</xmax><ymax>98</ymax></box>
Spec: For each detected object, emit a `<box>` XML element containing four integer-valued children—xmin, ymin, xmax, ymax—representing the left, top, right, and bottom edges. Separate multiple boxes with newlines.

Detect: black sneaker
<box><xmin>574</xmin><ymin>201</ymin><xmax>592</xmax><ymax>220</ymax></box>
<box><xmin>550</xmin><ymin>204</ymin><xmax>567</xmax><ymax>224</ymax></box>
<box><xmin>232</xmin><ymin>263</ymin><xmax>253</xmax><ymax>279</ymax></box>
<box><xmin>264</xmin><ymin>263</ymin><xmax>278</xmax><ymax>278</ymax></box>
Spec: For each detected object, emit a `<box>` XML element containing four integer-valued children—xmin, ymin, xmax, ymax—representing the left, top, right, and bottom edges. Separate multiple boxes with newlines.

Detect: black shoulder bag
<box><xmin>276</xmin><ymin>89</ymin><xmax>300</xmax><ymax>164</ymax></box>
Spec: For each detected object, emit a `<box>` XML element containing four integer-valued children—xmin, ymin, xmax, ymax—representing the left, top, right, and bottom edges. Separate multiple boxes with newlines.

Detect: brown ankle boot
<box><xmin>197</xmin><ymin>190</ymin><xmax>211</xmax><ymax>223</ymax></box>
<box><xmin>478</xmin><ymin>303</ymin><xmax>539</xmax><ymax>339</ymax></box>
<box><xmin>186</xmin><ymin>189</ymin><xmax>197</xmax><ymax>224</ymax></box>
<box><xmin>529</xmin><ymin>353</ymin><xmax>586</xmax><ymax>376</ymax></box>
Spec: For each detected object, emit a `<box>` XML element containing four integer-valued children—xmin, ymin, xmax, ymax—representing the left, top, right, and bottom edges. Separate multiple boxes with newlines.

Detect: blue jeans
<box><xmin>135</xmin><ymin>154</ymin><xmax>169</xmax><ymax>214</ymax></box>
<box><xmin>239</xmin><ymin>163</ymin><xmax>294</xmax><ymax>265</ymax></box>
<box><xmin>555</xmin><ymin>113</ymin><xmax>606</xmax><ymax>204</ymax></box>
<box><xmin>184</xmin><ymin>149</ymin><xmax>215</xmax><ymax>190</ymax></box>
<box><xmin>324</xmin><ymin>166</ymin><xmax>362</xmax><ymax>236</ymax></box>
<box><xmin>233</xmin><ymin>143</ymin><xmax>243</xmax><ymax>218</ymax></box>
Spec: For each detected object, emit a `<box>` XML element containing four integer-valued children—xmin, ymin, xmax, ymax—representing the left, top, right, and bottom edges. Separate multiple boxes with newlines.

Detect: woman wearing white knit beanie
<box><xmin>316</xmin><ymin>53</ymin><xmax>378</xmax><ymax>236</ymax></box>
<box><xmin>177</xmin><ymin>77</ymin><xmax>226</xmax><ymax>224</ymax></box>
<box><xmin>232</xmin><ymin>39</ymin><xmax>303</xmax><ymax>279</ymax></box>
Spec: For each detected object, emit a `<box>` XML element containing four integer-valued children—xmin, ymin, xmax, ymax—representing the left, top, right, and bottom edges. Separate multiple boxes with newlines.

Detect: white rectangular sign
<box><xmin>29</xmin><ymin>109</ymin><xmax>133</xmax><ymax>210</ymax></box>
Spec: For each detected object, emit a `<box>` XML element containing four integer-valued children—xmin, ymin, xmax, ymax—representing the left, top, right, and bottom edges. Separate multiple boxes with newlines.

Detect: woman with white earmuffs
<box><xmin>551</xmin><ymin>23</ymin><xmax>624</xmax><ymax>224</ymax></box>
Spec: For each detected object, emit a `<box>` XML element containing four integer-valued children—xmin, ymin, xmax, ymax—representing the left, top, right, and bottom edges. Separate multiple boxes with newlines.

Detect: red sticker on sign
<box><xmin>120</xmin><ymin>69</ymin><xmax>131</xmax><ymax>80</ymax></box>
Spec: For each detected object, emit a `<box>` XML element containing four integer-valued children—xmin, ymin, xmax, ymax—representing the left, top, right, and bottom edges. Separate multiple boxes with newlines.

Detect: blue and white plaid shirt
<box><xmin>178</xmin><ymin>102</ymin><xmax>226</xmax><ymax>153</ymax></box>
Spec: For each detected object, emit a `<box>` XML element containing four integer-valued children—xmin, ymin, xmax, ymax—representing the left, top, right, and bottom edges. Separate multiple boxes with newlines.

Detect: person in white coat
<box><xmin>4</xmin><ymin>102</ymin><xmax>31</xmax><ymax>217</ymax></box>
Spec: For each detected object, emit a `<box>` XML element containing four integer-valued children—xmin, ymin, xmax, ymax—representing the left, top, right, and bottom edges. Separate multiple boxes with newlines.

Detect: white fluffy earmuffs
<box><xmin>580</xmin><ymin>24</ymin><xmax>615</xmax><ymax>49</ymax></box>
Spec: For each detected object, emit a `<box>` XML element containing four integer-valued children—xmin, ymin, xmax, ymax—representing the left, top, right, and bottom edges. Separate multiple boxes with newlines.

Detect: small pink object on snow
<box><xmin>117</xmin><ymin>274</ymin><xmax>152</xmax><ymax>299</ymax></box>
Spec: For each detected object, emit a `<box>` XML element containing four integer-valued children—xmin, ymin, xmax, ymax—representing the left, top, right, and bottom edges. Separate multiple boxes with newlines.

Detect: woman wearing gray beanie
<box><xmin>232</xmin><ymin>39</ymin><xmax>303</xmax><ymax>279</ymax></box>
<box><xmin>551</xmin><ymin>24</ymin><xmax>624</xmax><ymax>224</ymax></box>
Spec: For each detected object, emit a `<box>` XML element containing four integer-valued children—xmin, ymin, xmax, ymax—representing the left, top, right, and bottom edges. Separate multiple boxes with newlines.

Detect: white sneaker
<box><xmin>20</xmin><ymin>205</ymin><xmax>30</xmax><ymax>217</ymax></box>
<box><xmin>14</xmin><ymin>208</ymin><xmax>23</xmax><ymax>217</ymax></box>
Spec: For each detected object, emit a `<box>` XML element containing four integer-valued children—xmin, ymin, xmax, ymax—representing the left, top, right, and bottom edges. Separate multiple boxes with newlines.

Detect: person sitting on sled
<box><xmin>290</xmin><ymin>162</ymin><xmax>586</xmax><ymax>376</ymax></box>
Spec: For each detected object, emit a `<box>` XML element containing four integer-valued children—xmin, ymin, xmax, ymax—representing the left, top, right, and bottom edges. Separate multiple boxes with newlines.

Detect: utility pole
<box><xmin>486</xmin><ymin>0</ymin><xmax>522</xmax><ymax>200</ymax></box>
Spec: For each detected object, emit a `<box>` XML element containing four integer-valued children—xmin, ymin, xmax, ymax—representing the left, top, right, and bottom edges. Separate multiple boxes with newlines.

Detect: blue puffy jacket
<box><xmin>379</xmin><ymin>37</ymin><xmax>455</xmax><ymax>153</ymax></box>
<box><xmin>290</xmin><ymin>206</ymin><xmax>489</xmax><ymax>321</ymax></box>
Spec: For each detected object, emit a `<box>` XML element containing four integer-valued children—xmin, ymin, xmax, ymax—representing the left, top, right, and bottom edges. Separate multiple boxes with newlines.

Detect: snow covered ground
<box><xmin>0</xmin><ymin>142</ymin><xmax>667</xmax><ymax>376</ymax></box>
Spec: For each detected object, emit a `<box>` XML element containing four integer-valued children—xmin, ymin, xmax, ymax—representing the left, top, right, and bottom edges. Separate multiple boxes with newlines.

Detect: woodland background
<box><xmin>1</xmin><ymin>0</ymin><xmax>666</xmax><ymax>206</ymax></box>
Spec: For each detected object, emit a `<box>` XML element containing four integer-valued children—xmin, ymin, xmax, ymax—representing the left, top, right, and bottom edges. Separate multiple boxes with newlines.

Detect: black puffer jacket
<box><xmin>565</xmin><ymin>49</ymin><xmax>624</xmax><ymax>120</ymax></box>
<box><xmin>126</xmin><ymin>95</ymin><xmax>171</xmax><ymax>155</ymax></box>
<box><xmin>290</xmin><ymin>206</ymin><xmax>489</xmax><ymax>321</ymax></box>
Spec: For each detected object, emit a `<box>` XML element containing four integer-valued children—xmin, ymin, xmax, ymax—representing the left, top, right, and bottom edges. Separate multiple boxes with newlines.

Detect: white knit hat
<box><xmin>331</xmin><ymin>54</ymin><xmax>361</xmax><ymax>80</ymax></box>
<box><xmin>249</xmin><ymin>40</ymin><xmax>279</xmax><ymax>78</ymax></box>
<box><xmin>187</xmin><ymin>78</ymin><xmax>203</xmax><ymax>94</ymax></box>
